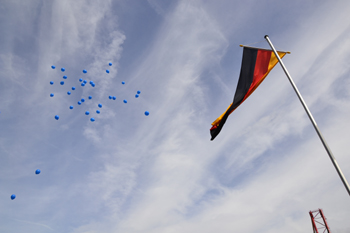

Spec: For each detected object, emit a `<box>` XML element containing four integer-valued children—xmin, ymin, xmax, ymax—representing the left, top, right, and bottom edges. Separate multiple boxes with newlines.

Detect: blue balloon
<box><xmin>55</xmin><ymin>115</ymin><xmax>59</xmax><ymax>120</ymax></box>
<box><xmin>91</xmin><ymin>84</ymin><xmax>95</xmax><ymax>87</ymax></box>
<box><xmin>35</xmin><ymin>169</ymin><xmax>41</xmax><ymax>174</ymax></box>
<box><xmin>109</xmin><ymin>62</ymin><xmax>112</xmax><ymax>66</ymax></box>
<box><xmin>137</xmin><ymin>90</ymin><xmax>141</xmax><ymax>94</ymax></box>
<box><xmin>145</xmin><ymin>111</ymin><xmax>149</xmax><ymax>116</ymax></box>
<box><xmin>50</xmin><ymin>81</ymin><xmax>54</xmax><ymax>85</ymax></box>
<box><xmin>50</xmin><ymin>93</ymin><xmax>54</xmax><ymax>97</ymax></box>
<box><xmin>72</xmin><ymin>87</ymin><xmax>76</xmax><ymax>90</ymax></box>
<box><xmin>85</xmin><ymin>111</ymin><xmax>89</xmax><ymax>115</ymax></box>
<box><xmin>61</xmin><ymin>68</ymin><xmax>65</xmax><ymax>72</ymax></box>
<box><xmin>81</xmin><ymin>98</ymin><xmax>85</xmax><ymax>102</ymax></box>
<box><xmin>113</xmin><ymin>96</ymin><xmax>116</xmax><ymax>100</ymax></box>
<box><xmin>83</xmin><ymin>80</ymin><xmax>87</xmax><ymax>84</ymax></box>
<box><xmin>78</xmin><ymin>101</ymin><xmax>82</xmax><ymax>105</ymax></box>
<box><xmin>67</xmin><ymin>91</ymin><xmax>71</xmax><ymax>95</ymax></box>
<box><xmin>51</xmin><ymin>65</ymin><xmax>56</xmax><ymax>69</ymax></box>
<box><xmin>70</xmin><ymin>106</ymin><xmax>73</xmax><ymax>109</ymax></box>
<box><xmin>109</xmin><ymin>96</ymin><xmax>112</xmax><ymax>99</ymax></box>
<box><xmin>123</xmin><ymin>99</ymin><xmax>127</xmax><ymax>103</ymax></box>
<box><xmin>81</xmin><ymin>83</ymin><xmax>85</xmax><ymax>86</ymax></box>
<box><xmin>122</xmin><ymin>81</ymin><xmax>125</xmax><ymax>85</ymax></box>
<box><xmin>83</xmin><ymin>69</ymin><xmax>87</xmax><ymax>73</ymax></box>
<box><xmin>106</xmin><ymin>70</ymin><xmax>110</xmax><ymax>73</ymax></box>
<box><xmin>90</xmin><ymin>118</ymin><xmax>95</xmax><ymax>122</ymax></box>
<box><xmin>96</xmin><ymin>110</ymin><xmax>100</xmax><ymax>114</ymax></box>
<box><xmin>89</xmin><ymin>81</ymin><xmax>93</xmax><ymax>84</ymax></box>
<box><xmin>135</xmin><ymin>94</ymin><xmax>139</xmax><ymax>98</ymax></box>
<box><xmin>11</xmin><ymin>194</ymin><xmax>16</xmax><ymax>200</ymax></box>
<box><xmin>60</xmin><ymin>81</ymin><xmax>64</xmax><ymax>85</ymax></box>
<box><xmin>88</xmin><ymin>96</ymin><xmax>92</xmax><ymax>99</ymax></box>
<box><xmin>79</xmin><ymin>78</ymin><xmax>83</xmax><ymax>82</ymax></box>
<box><xmin>63</xmin><ymin>75</ymin><xmax>67</xmax><ymax>79</ymax></box>
<box><xmin>98</xmin><ymin>103</ymin><xmax>102</xmax><ymax>108</ymax></box>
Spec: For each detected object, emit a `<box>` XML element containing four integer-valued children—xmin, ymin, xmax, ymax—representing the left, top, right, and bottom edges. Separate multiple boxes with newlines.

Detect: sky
<box><xmin>1</xmin><ymin>0</ymin><xmax>350</xmax><ymax>232</ymax></box>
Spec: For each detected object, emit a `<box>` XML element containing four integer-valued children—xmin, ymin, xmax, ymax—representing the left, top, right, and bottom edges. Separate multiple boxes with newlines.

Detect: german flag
<box><xmin>210</xmin><ymin>47</ymin><xmax>287</xmax><ymax>141</ymax></box>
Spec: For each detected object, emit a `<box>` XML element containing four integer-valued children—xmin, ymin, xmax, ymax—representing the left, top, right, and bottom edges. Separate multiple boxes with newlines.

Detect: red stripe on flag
<box><xmin>243</xmin><ymin>50</ymin><xmax>271</xmax><ymax>101</ymax></box>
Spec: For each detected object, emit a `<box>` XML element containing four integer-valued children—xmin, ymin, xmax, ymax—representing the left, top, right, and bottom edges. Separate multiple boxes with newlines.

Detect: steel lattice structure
<box><xmin>309</xmin><ymin>209</ymin><xmax>331</xmax><ymax>233</ymax></box>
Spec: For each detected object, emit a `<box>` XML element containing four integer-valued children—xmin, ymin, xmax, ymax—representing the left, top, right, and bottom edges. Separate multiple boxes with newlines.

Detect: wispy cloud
<box><xmin>14</xmin><ymin>219</ymin><xmax>54</xmax><ymax>231</ymax></box>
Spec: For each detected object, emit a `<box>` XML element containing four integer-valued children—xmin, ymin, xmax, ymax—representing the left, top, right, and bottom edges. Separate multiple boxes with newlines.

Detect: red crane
<box><xmin>309</xmin><ymin>209</ymin><xmax>331</xmax><ymax>233</ymax></box>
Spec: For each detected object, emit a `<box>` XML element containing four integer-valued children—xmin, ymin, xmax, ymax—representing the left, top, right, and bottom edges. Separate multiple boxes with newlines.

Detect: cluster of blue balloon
<box><xmin>49</xmin><ymin>63</ymin><xmax>150</xmax><ymax>121</ymax></box>
<box><xmin>11</xmin><ymin>169</ymin><xmax>40</xmax><ymax>200</ymax></box>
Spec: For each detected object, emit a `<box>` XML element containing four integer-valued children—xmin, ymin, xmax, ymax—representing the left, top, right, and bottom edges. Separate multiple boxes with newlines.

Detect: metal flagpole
<box><xmin>264</xmin><ymin>35</ymin><xmax>350</xmax><ymax>196</ymax></box>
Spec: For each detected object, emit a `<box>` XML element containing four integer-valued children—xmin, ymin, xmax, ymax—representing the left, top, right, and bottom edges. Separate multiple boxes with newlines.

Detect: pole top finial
<box><xmin>264</xmin><ymin>35</ymin><xmax>269</xmax><ymax>39</ymax></box>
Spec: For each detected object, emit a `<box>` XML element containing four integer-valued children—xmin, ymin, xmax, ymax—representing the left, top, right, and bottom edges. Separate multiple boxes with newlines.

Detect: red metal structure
<box><xmin>309</xmin><ymin>209</ymin><xmax>331</xmax><ymax>233</ymax></box>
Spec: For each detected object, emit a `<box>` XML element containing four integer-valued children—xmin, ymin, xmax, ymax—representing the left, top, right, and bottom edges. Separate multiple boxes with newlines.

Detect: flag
<box><xmin>210</xmin><ymin>47</ymin><xmax>287</xmax><ymax>140</ymax></box>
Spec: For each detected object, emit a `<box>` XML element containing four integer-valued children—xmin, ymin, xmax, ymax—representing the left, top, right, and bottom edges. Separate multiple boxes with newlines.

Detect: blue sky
<box><xmin>1</xmin><ymin>0</ymin><xmax>350</xmax><ymax>232</ymax></box>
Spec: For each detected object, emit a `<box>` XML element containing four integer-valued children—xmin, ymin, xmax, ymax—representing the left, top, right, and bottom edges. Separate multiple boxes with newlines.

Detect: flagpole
<box><xmin>264</xmin><ymin>35</ymin><xmax>350</xmax><ymax>196</ymax></box>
